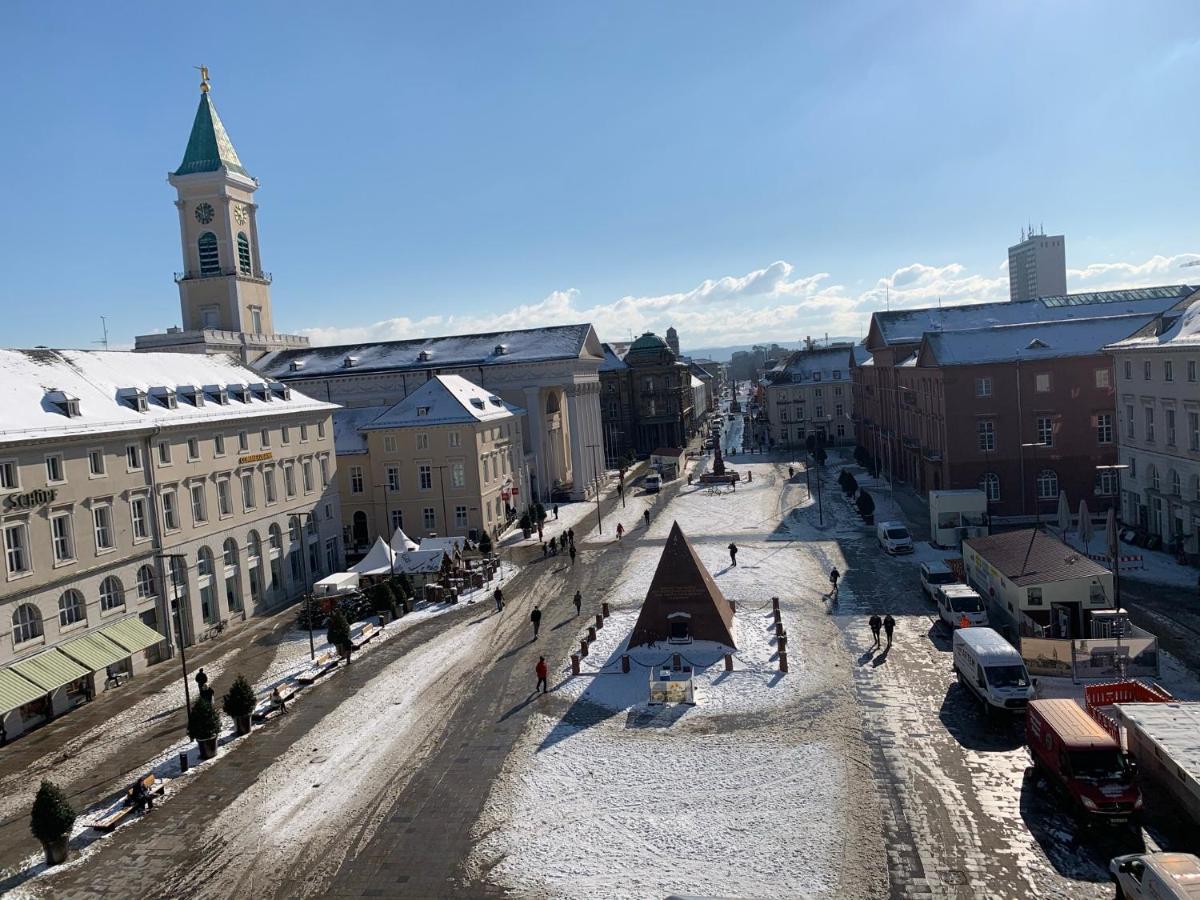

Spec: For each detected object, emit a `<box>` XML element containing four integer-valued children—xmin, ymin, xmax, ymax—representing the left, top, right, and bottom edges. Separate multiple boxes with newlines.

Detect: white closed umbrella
<box><xmin>1106</xmin><ymin>507</ymin><xmax>1119</xmax><ymax>561</ymax></box>
<box><xmin>1056</xmin><ymin>491</ymin><xmax>1071</xmax><ymax>535</ymax></box>
<box><xmin>1077</xmin><ymin>498</ymin><xmax>1093</xmax><ymax>550</ymax></box>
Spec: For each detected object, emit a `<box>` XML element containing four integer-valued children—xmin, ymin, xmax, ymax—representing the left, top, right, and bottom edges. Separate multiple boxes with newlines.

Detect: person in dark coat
<box><xmin>868</xmin><ymin>614</ymin><xmax>882</xmax><ymax>647</ymax></box>
<box><xmin>493</xmin><ymin>587</ymin><xmax>504</xmax><ymax>612</ymax></box>
<box><xmin>567</xmin><ymin>528</ymin><xmax>575</xmax><ymax>545</ymax></box>
<box><xmin>131</xmin><ymin>775</ymin><xmax>154</xmax><ymax>813</ymax></box>
<box><xmin>883</xmin><ymin>614</ymin><xmax>896</xmax><ymax>649</ymax></box>
<box><xmin>535</xmin><ymin>656</ymin><xmax>549</xmax><ymax>694</ymax></box>
<box><xmin>553</xmin><ymin>505</ymin><xmax>559</xmax><ymax>520</ymax></box>
<box><xmin>531</xmin><ymin>606</ymin><xmax>542</xmax><ymax>639</ymax></box>
<box><xmin>573</xmin><ymin>590</ymin><xmax>582</xmax><ymax>615</ymax></box>
<box><xmin>829</xmin><ymin>567</ymin><xmax>840</xmax><ymax>596</ymax></box>
<box><xmin>728</xmin><ymin>543</ymin><xmax>738</xmax><ymax>566</ymax></box>
<box><xmin>643</xmin><ymin>509</ymin><xmax>650</xmax><ymax>527</ymax></box>
<box><xmin>194</xmin><ymin>668</ymin><xmax>208</xmax><ymax>693</ymax></box>
<box><xmin>569</xmin><ymin>545</ymin><xmax>577</xmax><ymax>565</ymax></box>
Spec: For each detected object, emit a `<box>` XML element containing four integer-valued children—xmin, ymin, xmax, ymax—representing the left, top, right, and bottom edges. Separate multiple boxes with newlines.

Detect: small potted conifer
<box><xmin>188</xmin><ymin>696</ymin><xmax>222</xmax><ymax>759</ymax></box>
<box><xmin>30</xmin><ymin>780</ymin><xmax>76</xmax><ymax>866</ymax></box>
<box><xmin>327</xmin><ymin>610</ymin><xmax>353</xmax><ymax>662</ymax></box>
<box><xmin>222</xmin><ymin>674</ymin><xmax>257</xmax><ymax>737</ymax></box>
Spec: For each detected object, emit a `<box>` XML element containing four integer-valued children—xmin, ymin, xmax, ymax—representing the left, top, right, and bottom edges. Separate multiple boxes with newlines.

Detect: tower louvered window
<box><xmin>198</xmin><ymin>232</ymin><xmax>220</xmax><ymax>276</ymax></box>
<box><xmin>237</xmin><ymin>232</ymin><xmax>252</xmax><ymax>275</ymax></box>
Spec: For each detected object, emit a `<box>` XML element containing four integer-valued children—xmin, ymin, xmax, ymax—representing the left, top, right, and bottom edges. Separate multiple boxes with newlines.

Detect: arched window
<box><xmin>247</xmin><ymin>530</ymin><xmax>262</xmax><ymax>563</ymax></box>
<box><xmin>237</xmin><ymin>232</ymin><xmax>252</xmax><ymax>275</ymax></box>
<box><xmin>223</xmin><ymin>538</ymin><xmax>239</xmax><ymax>569</ymax></box>
<box><xmin>1170</xmin><ymin>470</ymin><xmax>1181</xmax><ymax>496</ymax></box>
<box><xmin>1036</xmin><ymin>469</ymin><xmax>1058</xmax><ymax>500</ymax></box>
<box><xmin>169</xmin><ymin>557</ymin><xmax>189</xmax><ymax>602</ymax></box>
<box><xmin>978</xmin><ymin>472</ymin><xmax>1000</xmax><ymax>502</ymax></box>
<box><xmin>100</xmin><ymin>576</ymin><xmax>125</xmax><ymax>611</ymax></box>
<box><xmin>247</xmin><ymin>530</ymin><xmax>263</xmax><ymax>606</ymax></box>
<box><xmin>12</xmin><ymin>603</ymin><xmax>43</xmax><ymax>644</ymax></box>
<box><xmin>222</xmin><ymin>538</ymin><xmax>243</xmax><ymax>613</ymax></box>
<box><xmin>198</xmin><ymin>232</ymin><xmax>220</xmax><ymax>276</ymax></box>
<box><xmin>136</xmin><ymin>565</ymin><xmax>156</xmax><ymax>600</ymax></box>
<box><xmin>197</xmin><ymin>546</ymin><xmax>214</xmax><ymax>579</ymax></box>
<box><xmin>287</xmin><ymin>518</ymin><xmax>301</xmax><ymax>545</ymax></box>
<box><xmin>58</xmin><ymin>590</ymin><xmax>86</xmax><ymax>628</ymax></box>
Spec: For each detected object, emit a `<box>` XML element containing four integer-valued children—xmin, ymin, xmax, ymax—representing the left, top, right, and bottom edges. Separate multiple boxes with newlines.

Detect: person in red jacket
<box><xmin>535</xmin><ymin>657</ymin><xmax>549</xmax><ymax>694</ymax></box>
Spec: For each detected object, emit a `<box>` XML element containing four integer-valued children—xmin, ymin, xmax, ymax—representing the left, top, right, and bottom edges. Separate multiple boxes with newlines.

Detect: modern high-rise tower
<box><xmin>1007</xmin><ymin>228</ymin><xmax>1067</xmax><ymax>302</ymax></box>
<box><xmin>135</xmin><ymin>69</ymin><xmax>308</xmax><ymax>361</ymax></box>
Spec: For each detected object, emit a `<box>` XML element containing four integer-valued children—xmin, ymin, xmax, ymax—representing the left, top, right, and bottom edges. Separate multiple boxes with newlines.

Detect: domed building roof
<box><xmin>626</xmin><ymin>332</ymin><xmax>671</xmax><ymax>356</ymax></box>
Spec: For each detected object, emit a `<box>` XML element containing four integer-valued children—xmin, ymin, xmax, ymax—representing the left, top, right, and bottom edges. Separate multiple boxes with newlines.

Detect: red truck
<box><xmin>1026</xmin><ymin>699</ymin><xmax>1142</xmax><ymax>827</ymax></box>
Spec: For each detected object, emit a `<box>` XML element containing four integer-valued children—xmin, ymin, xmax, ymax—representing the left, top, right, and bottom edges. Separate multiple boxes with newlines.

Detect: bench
<box><xmin>296</xmin><ymin>651</ymin><xmax>338</xmax><ymax>685</ymax></box>
<box><xmin>350</xmin><ymin>622</ymin><xmax>379</xmax><ymax>650</ymax></box>
<box><xmin>252</xmin><ymin>681</ymin><xmax>299</xmax><ymax>721</ymax></box>
<box><xmin>90</xmin><ymin>775</ymin><xmax>165</xmax><ymax>832</ymax></box>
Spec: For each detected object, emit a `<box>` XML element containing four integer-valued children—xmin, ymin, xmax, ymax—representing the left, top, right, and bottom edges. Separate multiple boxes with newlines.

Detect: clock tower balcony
<box><xmin>174</xmin><ymin>269</ymin><xmax>273</xmax><ymax>285</ymax></box>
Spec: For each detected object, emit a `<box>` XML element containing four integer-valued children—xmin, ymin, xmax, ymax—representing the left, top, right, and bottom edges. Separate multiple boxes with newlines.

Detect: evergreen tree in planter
<box><xmin>222</xmin><ymin>674</ymin><xmax>258</xmax><ymax>737</ymax></box>
<box><xmin>477</xmin><ymin>532</ymin><xmax>493</xmax><ymax>556</ymax></box>
<box><xmin>30</xmin><ymin>780</ymin><xmax>76</xmax><ymax>866</ymax></box>
<box><xmin>840</xmin><ymin>470</ymin><xmax>858</xmax><ymax>497</ymax></box>
<box><xmin>856</xmin><ymin>489</ymin><xmax>876</xmax><ymax>525</ymax></box>
<box><xmin>327</xmin><ymin>610</ymin><xmax>353</xmax><ymax>661</ymax></box>
<box><xmin>393</xmin><ymin>573</ymin><xmax>414</xmax><ymax>613</ymax></box>
<box><xmin>187</xmin><ymin>696</ymin><xmax>222</xmax><ymax>760</ymax></box>
<box><xmin>533</xmin><ymin>503</ymin><xmax>547</xmax><ymax>525</ymax></box>
<box><xmin>518</xmin><ymin>511</ymin><xmax>532</xmax><ymax>538</ymax></box>
<box><xmin>814</xmin><ymin>446</ymin><xmax>828</xmax><ymax>467</ymax></box>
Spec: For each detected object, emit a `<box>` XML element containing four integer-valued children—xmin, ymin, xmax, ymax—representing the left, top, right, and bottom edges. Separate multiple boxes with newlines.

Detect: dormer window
<box><xmin>489</xmin><ymin>396</ymin><xmax>504</xmax><ymax>407</ymax></box>
<box><xmin>45</xmin><ymin>389</ymin><xmax>81</xmax><ymax>418</ymax></box>
<box><xmin>289</xmin><ymin>360</ymin><xmax>306</xmax><ymax>372</ymax></box>
<box><xmin>228</xmin><ymin>385</ymin><xmax>249</xmax><ymax>404</ymax></box>
<box><xmin>204</xmin><ymin>385</ymin><xmax>229</xmax><ymax>405</ymax></box>
<box><xmin>343</xmin><ymin>356</ymin><xmax>359</xmax><ymax>369</ymax></box>
<box><xmin>178</xmin><ymin>386</ymin><xmax>204</xmax><ymax>407</ymax></box>
<box><xmin>470</xmin><ymin>398</ymin><xmax>485</xmax><ymax>410</ymax></box>
<box><xmin>118</xmin><ymin>388</ymin><xmax>149</xmax><ymax>413</ymax></box>
<box><xmin>249</xmin><ymin>382</ymin><xmax>270</xmax><ymax>402</ymax></box>
<box><xmin>417</xmin><ymin>349</ymin><xmax>432</xmax><ymax>362</ymax></box>
<box><xmin>417</xmin><ymin>406</ymin><xmax>430</xmax><ymax>417</ymax></box>
<box><xmin>150</xmin><ymin>387</ymin><xmax>177</xmax><ymax>409</ymax></box>
<box><xmin>269</xmin><ymin>382</ymin><xmax>292</xmax><ymax>401</ymax></box>
<box><xmin>494</xmin><ymin>344</ymin><xmax>508</xmax><ymax>356</ymax></box>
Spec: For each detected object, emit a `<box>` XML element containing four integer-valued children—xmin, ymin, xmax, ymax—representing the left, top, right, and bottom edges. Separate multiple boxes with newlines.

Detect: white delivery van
<box><xmin>876</xmin><ymin>521</ymin><xmax>914</xmax><ymax>555</ymax></box>
<box><xmin>934</xmin><ymin>584</ymin><xmax>989</xmax><ymax>629</ymax></box>
<box><xmin>643</xmin><ymin>473</ymin><xmax>662</xmax><ymax>493</ymax></box>
<box><xmin>920</xmin><ymin>560</ymin><xmax>958</xmax><ymax>600</ymax></box>
<box><xmin>1110</xmin><ymin>852</ymin><xmax>1200</xmax><ymax>900</ymax></box>
<box><xmin>952</xmin><ymin>627</ymin><xmax>1035</xmax><ymax>714</ymax></box>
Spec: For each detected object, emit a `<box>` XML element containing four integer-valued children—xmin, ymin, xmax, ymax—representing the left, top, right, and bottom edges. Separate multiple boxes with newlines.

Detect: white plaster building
<box><xmin>1107</xmin><ymin>299</ymin><xmax>1200</xmax><ymax>560</ymax></box>
<box><xmin>764</xmin><ymin>344</ymin><xmax>867</xmax><ymax>449</ymax></box>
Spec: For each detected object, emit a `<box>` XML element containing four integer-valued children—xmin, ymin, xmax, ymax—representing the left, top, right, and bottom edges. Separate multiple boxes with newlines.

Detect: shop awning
<box><xmin>57</xmin><ymin>631</ymin><xmax>130</xmax><ymax>672</ymax></box>
<box><xmin>99</xmin><ymin>617</ymin><xmax>166</xmax><ymax>653</ymax></box>
<box><xmin>8</xmin><ymin>649</ymin><xmax>89</xmax><ymax>694</ymax></box>
<box><xmin>0</xmin><ymin>667</ymin><xmax>45</xmax><ymax>714</ymax></box>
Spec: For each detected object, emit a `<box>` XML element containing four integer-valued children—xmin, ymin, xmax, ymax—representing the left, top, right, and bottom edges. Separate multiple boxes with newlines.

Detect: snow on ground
<box><xmin>471</xmin><ymin>459</ymin><xmax>868</xmax><ymax>899</ymax></box>
<box><xmin>1047</xmin><ymin>525</ymin><xmax>1200</xmax><ymax>590</ymax></box>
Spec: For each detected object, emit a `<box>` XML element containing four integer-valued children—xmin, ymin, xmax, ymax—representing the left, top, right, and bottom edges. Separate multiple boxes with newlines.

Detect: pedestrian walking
<box><xmin>883</xmin><ymin>614</ymin><xmax>896</xmax><ymax>649</ymax></box>
<box><xmin>553</xmin><ymin>505</ymin><xmax>559</xmax><ymax>520</ymax></box>
<box><xmin>531</xmin><ymin>606</ymin><xmax>542</xmax><ymax>639</ymax></box>
<box><xmin>194</xmin><ymin>668</ymin><xmax>208</xmax><ymax>693</ymax></box>
<box><xmin>494</xmin><ymin>586</ymin><xmax>504</xmax><ymax>612</ymax></box>
<box><xmin>535</xmin><ymin>656</ymin><xmax>549</xmax><ymax>694</ymax></box>
<box><xmin>616</xmin><ymin>523</ymin><xmax>624</xmax><ymax>541</ymax></box>
<box><xmin>573</xmin><ymin>590</ymin><xmax>582</xmax><ymax>615</ymax></box>
<box><xmin>542</xmin><ymin>542</ymin><xmax>549</xmax><ymax>559</ymax></box>
<box><xmin>728</xmin><ymin>542</ymin><xmax>738</xmax><ymax>566</ymax></box>
<box><xmin>643</xmin><ymin>509</ymin><xmax>650</xmax><ymax>528</ymax></box>
<box><xmin>687</xmin><ymin>473</ymin><xmax>693</xmax><ymax>485</ymax></box>
<box><xmin>569</xmin><ymin>545</ymin><xmax>577</xmax><ymax>565</ymax></box>
<box><xmin>567</xmin><ymin>527</ymin><xmax>575</xmax><ymax>545</ymax></box>
<box><xmin>747</xmin><ymin>471</ymin><xmax>753</xmax><ymax>483</ymax></box>
<box><xmin>561</xmin><ymin>533</ymin><xmax>568</xmax><ymax>551</ymax></box>
<box><xmin>618</xmin><ymin>484</ymin><xmax>625</xmax><ymax>507</ymax></box>
<box><xmin>200</xmin><ymin>684</ymin><xmax>215</xmax><ymax>705</ymax></box>
<box><xmin>829</xmin><ymin>567</ymin><xmax>840</xmax><ymax>597</ymax></box>
<box><xmin>271</xmin><ymin>685</ymin><xmax>289</xmax><ymax>714</ymax></box>
<box><xmin>868</xmin><ymin>614</ymin><xmax>882</xmax><ymax>647</ymax></box>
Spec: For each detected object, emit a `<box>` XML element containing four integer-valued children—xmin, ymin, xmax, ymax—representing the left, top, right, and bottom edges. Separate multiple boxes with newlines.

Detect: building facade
<box><xmin>0</xmin><ymin>350</ymin><xmax>339</xmax><ymax>739</ymax></box>
<box><xmin>597</xmin><ymin>333</ymin><xmax>697</xmax><ymax>461</ymax></box>
<box><xmin>763</xmin><ymin>344</ymin><xmax>865</xmax><ymax>450</ymax></box>
<box><xmin>333</xmin><ymin>375</ymin><xmax>528</xmax><ymax>553</ymax></box>
<box><xmin>1107</xmin><ymin>300</ymin><xmax>1200</xmax><ymax>560</ymax></box>
<box><xmin>1008</xmin><ymin>230</ymin><xmax>1067</xmax><ymax>302</ymax></box>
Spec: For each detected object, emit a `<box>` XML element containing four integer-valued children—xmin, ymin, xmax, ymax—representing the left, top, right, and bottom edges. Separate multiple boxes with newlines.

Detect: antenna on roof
<box><xmin>885</xmin><ymin>283</ymin><xmax>890</xmax><ymax>312</ymax></box>
<box><xmin>92</xmin><ymin>316</ymin><xmax>110</xmax><ymax>351</ymax></box>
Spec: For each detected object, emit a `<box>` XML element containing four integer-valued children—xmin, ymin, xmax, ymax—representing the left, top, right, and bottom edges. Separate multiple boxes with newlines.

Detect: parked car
<box><xmin>1027</xmin><ymin>699</ymin><xmax>1141</xmax><ymax>828</ymax></box>
<box><xmin>952</xmin><ymin>627</ymin><xmax>1035</xmax><ymax>714</ymax></box>
<box><xmin>934</xmin><ymin>584</ymin><xmax>988</xmax><ymax>629</ymax></box>
<box><xmin>643</xmin><ymin>473</ymin><xmax>662</xmax><ymax>493</ymax></box>
<box><xmin>919</xmin><ymin>560</ymin><xmax>958</xmax><ymax>600</ymax></box>
<box><xmin>876</xmin><ymin>521</ymin><xmax>914</xmax><ymax>555</ymax></box>
<box><xmin>1110</xmin><ymin>852</ymin><xmax>1200</xmax><ymax>899</ymax></box>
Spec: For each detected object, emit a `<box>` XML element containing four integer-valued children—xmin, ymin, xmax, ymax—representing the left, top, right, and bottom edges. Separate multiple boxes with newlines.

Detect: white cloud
<box><xmin>300</xmin><ymin>251</ymin><xmax>1200</xmax><ymax>350</ymax></box>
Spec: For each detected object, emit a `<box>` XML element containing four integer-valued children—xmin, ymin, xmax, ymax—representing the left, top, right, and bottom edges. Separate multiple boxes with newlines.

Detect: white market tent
<box><xmin>395</xmin><ymin>549</ymin><xmax>447</xmax><ymax>575</ymax></box>
<box><xmin>420</xmin><ymin>536</ymin><xmax>465</xmax><ymax>557</ymax></box>
<box><xmin>348</xmin><ymin>537</ymin><xmax>398</xmax><ymax>576</ymax></box>
<box><xmin>390</xmin><ymin>528</ymin><xmax>419</xmax><ymax>552</ymax></box>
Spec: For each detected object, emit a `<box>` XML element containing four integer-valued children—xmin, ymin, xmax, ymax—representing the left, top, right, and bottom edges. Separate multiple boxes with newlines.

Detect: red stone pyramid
<box><xmin>628</xmin><ymin>521</ymin><xmax>737</xmax><ymax>648</ymax></box>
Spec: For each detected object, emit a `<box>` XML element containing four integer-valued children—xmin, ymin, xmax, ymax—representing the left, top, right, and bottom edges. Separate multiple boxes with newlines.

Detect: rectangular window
<box><xmin>449</xmin><ymin>431</ymin><xmax>461</xmax><ymax>448</ymax></box>
<box><xmin>45</xmin><ymin>454</ymin><xmax>64</xmax><ymax>484</ymax></box>
<box><xmin>976</xmin><ymin>377</ymin><xmax>992</xmax><ymax>398</ymax></box>
<box><xmin>1124</xmin><ymin>360</ymin><xmax>1132</xmax><ymax>380</ymax></box>
<box><xmin>482</xmin><ymin>457</ymin><xmax>490</xmax><ymax>482</ymax></box>
<box><xmin>213</xmin><ymin>434</ymin><xmax>226</xmax><ymax>457</ymax></box>
<box><xmin>190</xmin><ymin>482</ymin><xmax>207</xmax><ymax>523</ymax></box>
<box><xmin>452</xmin><ymin>461</ymin><xmax>465</xmax><ymax>488</ymax></box>
<box><xmin>455</xmin><ymin>505</ymin><xmax>468</xmax><ymax>528</ymax></box>
<box><xmin>161</xmin><ymin>490</ymin><xmax>179</xmax><ymax>531</ymax></box>
<box><xmin>1144</xmin><ymin>360</ymin><xmax>1152</xmax><ymax>380</ymax></box>
<box><xmin>264</xmin><ymin>467</ymin><xmax>278</xmax><ymax>503</ymax></box>
<box><xmin>386</xmin><ymin>466</ymin><xmax>400</xmax><ymax>492</ymax></box>
<box><xmin>419</xmin><ymin>465</ymin><xmax>432</xmax><ymax>490</ymax></box>
<box><xmin>158</xmin><ymin>441</ymin><xmax>172</xmax><ymax>465</ymax></box>
<box><xmin>302</xmin><ymin>459</ymin><xmax>314</xmax><ymax>493</ymax></box>
<box><xmin>416</xmin><ymin>433</ymin><xmax>429</xmax><ymax>451</ymax></box>
<box><xmin>300</xmin><ymin>424</ymin><xmax>309</xmax><ymax>443</ymax></box>
<box><xmin>4</xmin><ymin>523</ymin><xmax>30</xmax><ymax>574</ymax></box>
<box><xmin>217</xmin><ymin>478</ymin><xmax>233</xmax><ymax>517</ymax></box>
<box><xmin>88</xmin><ymin>449</ymin><xmax>105</xmax><ymax>477</ymax></box>
<box><xmin>0</xmin><ymin>459</ymin><xmax>16</xmax><ymax>491</ymax></box>
<box><xmin>1166</xmin><ymin>409</ymin><xmax>1176</xmax><ymax>446</ymax></box>
<box><xmin>317</xmin><ymin>420</ymin><xmax>326</xmax><ymax>440</ymax></box>
<box><xmin>1027</xmin><ymin>587</ymin><xmax>1044</xmax><ymax>607</ymax></box>
<box><xmin>94</xmin><ymin>504</ymin><xmax>115</xmax><ymax>548</ymax></box>
<box><xmin>1095</xmin><ymin>470</ymin><xmax>1118</xmax><ymax>496</ymax></box>
<box><xmin>347</xmin><ymin>465</ymin><xmax>364</xmax><ymax>494</ymax></box>
<box><xmin>1094</xmin><ymin>368</ymin><xmax>1110</xmax><ymax>389</ymax></box>
<box><xmin>1126</xmin><ymin>404</ymin><xmax>1135</xmax><ymax>440</ymax></box>
<box><xmin>423</xmin><ymin>507</ymin><xmax>436</xmax><ymax>531</ymax></box>
<box><xmin>1164</xmin><ymin>360</ymin><xmax>1174</xmax><ymax>382</ymax></box>
<box><xmin>390</xmin><ymin>509</ymin><xmax>404</xmax><ymax>532</ymax></box>
<box><xmin>51</xmin><ymin>513</ymin><xmax>74</xmax><ymax>563</ymax></box>
<box><xmin>977</xmin><ymin>420</ymin><xmax>995</xmax><ymax>452</ymax></box>
<box><xmin>126</xmin><ymin>444</ymin><xmax>142</xmax><ymax>471</ymax></box>
<box><xmin>835</xmin><ymin>403</ymin><xmax>844</xmax><ymax>418</ymax></box>
<box><xmin>281</xmin><ymin>426</ymin><xmax>291</xmax><ymax>445</ymax></box>
<box><xmin>260</xmin><ymin>428</ymin><xmax>271</xmax><ymax>449</ymax></box>
<box><xmin>1035</xmin><ymin>373</ymin><xmax>1051</xmax><ymax>393</ymax></box>
<box><xmin>1190</xmin><ymin>412</ymin><xmax>1200</xmax><ymax>451</ymax></box>
<box><xmin>241</xmin><ymin>472</ymin><xmax>256</xmax><ymax>510</ymax></box>
<box><xmin>1096</xmin><ymin>413</ymin><xmax>1113</xmax><ymax>445</ymax></box>
<box><xmin>1037</xmin><ymin>416</ymin><xmax>1053</xmax><ymax>446</ymax></box>
<box><xmin>1145</xmin><ymin>407</ymin><xmax>1155</xmax><ymax>442</ymax></box>
<box><xmin>1188</xmin><ymin>360</ymin><xmax>1197</xmax><ymax>383</ymax></box>
<box><xmin>238</xmin><ymin>431</ymin><xmax>249</xmax><ymax>452</ymax></box>
<box><xmin>319</xmin><ymin>456</ymin><xmax>329</xmax><ymax>487</ymax></box>
<box><xmin>383</xmin><ymin>435</ymin><xmax>398</xmax><ymax>454</ymax></box>
<box><xmin>131</xmin><ymin>496</ymin><xmax>150</xmax><ymax>540</ymax></box>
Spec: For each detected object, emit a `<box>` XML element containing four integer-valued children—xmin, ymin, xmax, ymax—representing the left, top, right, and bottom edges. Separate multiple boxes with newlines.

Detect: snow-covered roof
<box><xmin>0</xmin><ymin>348</ymin><xmax>334</xmax><ymax>446</ymax></box>
<box><xmin>395</xmin><ymin>549</ymin><xmax>446</xmax><ymax>574</ymax></box>
<box><xmin>1114</xmin><ymin>702</ymin><xmax>1200</xmax><ymax>786</ymax></box>
<box><xmin>389</xmin><ymin>528</ymin><xmax>419</xmax><ymax>552</ymax></box>
<box><xmin>258</xmin><ymin>323</ymin><xmax>602</xmax><ymax>379</ymax></box>
<box><xmin>598</xmin><ymin>342</ymin><xmax>629</xmax><ymax>372</ymax></box>
<box><xmin>333</xmin><ymin>405</ymin><xmax>387</xmax><ymax>454</ymax></box>
<box><xmin>348</xmin><ymin>537</ymin><xmax>396</xmax><ymax>575</ymax></box>
<box><xmin>772</xmin><ymin>344</ymin><xmax>866</xmax><ymax>384</ymax></box>
<box><xmin>1107</xmin><ymin>297</ymin><xmax>1200</xmax><ymax>351</ymax></box>
<box><xmin>922</xmin><ymin>314</ymin><xmax>1154</xmax><ymax>366</ymax></box>
<box><xmin>871</xmin><ymin>285</ymin><xmax>1197</xmax><ymax>348</ymax></box>
<box><xmin>362</xmin><ymin>375</ymin><xmax>520</xmax><ymax>430</ymax></box>
<box><xmin>419</xmin><ymin>536</ymin><xmax>465</xmax><ymax>556</ymax></box>
<box><xmin>690</xmin><ymin>375</ymin><xmax>704</xmax><ymax>388</ymax></box>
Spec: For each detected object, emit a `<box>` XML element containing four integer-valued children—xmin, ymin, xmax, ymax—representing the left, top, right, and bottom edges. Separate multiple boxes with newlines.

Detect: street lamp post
<box><xmin>289</xmin><ymin>511</ymin><xmax>316</xmax><ymax>660</ymax></box>
<box><xmin>376</xmin><ymin>483</ymin><xmax>397</xmax><ymax>585</ymax></box>
<box><xmin>586</xmin><ymin>442</ymin><xmax>603</xmax><ymax>534</ymax></box>
<box><xmin>156</xmin><ymin>553</ymin><xmax>192</xmax><ymax>712</ymax></box>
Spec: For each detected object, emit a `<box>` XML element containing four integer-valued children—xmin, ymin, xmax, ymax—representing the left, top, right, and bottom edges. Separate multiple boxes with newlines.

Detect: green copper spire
<box><xmin>174</xmin><ymin>75</ymin><xmax>250</xmax><ymax>178</ymax></box>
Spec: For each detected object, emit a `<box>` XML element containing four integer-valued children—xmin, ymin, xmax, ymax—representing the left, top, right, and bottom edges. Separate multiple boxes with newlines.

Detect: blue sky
<box><xmin>3</xmin><ymin>1</ymin><xmax>1200</xmax><ymax>351</ymax></box>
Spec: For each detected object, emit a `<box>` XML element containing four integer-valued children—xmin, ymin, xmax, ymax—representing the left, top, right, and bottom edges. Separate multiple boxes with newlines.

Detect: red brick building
<box><xmin>852</xmin><ymin>285</ymin><xmax>1199</xmax><ymax>519</ymax></box>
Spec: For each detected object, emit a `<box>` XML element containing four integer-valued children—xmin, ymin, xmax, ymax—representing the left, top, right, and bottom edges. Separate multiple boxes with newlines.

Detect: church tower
<box><xmin>136</xmin><ymin>68</ymin><xmax>308</xmax><ymax>361</ymax></box>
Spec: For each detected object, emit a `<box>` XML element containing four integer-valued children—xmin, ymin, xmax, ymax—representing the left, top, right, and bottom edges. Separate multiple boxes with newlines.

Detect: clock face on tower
<box><xmin>234</xmin><ymin>205</ymin><xmax>248</xmax><ymax>225</ymax></box>
<box><xmin>194</xmin><ymin>202</ymin><xmax>215</xmax><ymax>225</ymax></box>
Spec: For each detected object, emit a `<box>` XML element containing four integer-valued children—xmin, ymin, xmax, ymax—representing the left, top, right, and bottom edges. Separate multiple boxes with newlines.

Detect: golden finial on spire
<box><xmin>195</xmin><ymin>65</ymin><xmax>210</xmax><ymax>93</ymax></box>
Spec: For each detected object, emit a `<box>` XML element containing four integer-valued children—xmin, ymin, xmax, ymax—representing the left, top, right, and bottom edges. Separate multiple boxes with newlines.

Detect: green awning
<box><xmin>9</xmin><ymin>649</ymin><xmax>89</xmax><ymax>693</ymax></box>
<box><xmin>57</xmin><ymin>632</ymin><xmax>129</xmax><ymax>672</ymax></box>
<box><xmin>0</xmin><ymin>667</ymin><xmax>45</xmax><ymax>714</ymax></box>
<box><xmin>99</xmin><ymin>617</ymin><xmax>166</xmax><ymax>654</ymax></box>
